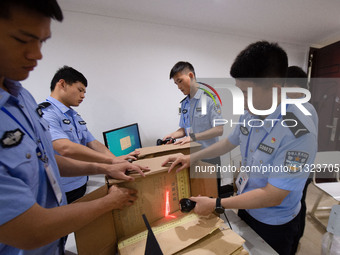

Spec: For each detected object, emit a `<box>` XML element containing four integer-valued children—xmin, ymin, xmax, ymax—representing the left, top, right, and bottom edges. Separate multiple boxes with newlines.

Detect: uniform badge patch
<box><xmin>36</xmin><ymin>107</ymin><xmax>43</xmax><ymax>117</ymax></box>
<box><xmin>284</xmin><ymin>151</ymin><xmax>309</xmax><ymax>173</ymax></box>
<box><xmin>78</xmin><ymin>121</ymin><xmax>86</xmax><ymax>125</ymax></box>
<box><xmin>63</xmin><ymin>119</ymin><xmax>71</xmax><ymax>124</ymax></box>
<box><xmin>258</xmin><ymin>143</ymin><xmax>275</xmax><ymax>154</ymax></box>
<box><xmin>240</xmin><ymin>126</ymin><xmax>249</xmax><ymax>136</ymax></box>
<box><xmin>214</xmin><ymin>105</ymin><xmax>221</xmax><ymax>114</ymax></box>
<box><xmin>1</xmin><ymin>129</ymin><xmax>24</xmax><ymax>148</ymax></box>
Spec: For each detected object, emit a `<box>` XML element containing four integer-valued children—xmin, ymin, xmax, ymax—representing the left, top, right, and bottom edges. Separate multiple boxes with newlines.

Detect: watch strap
<box><xmin>189</xmin><ymin>132</ymin><xmax>196</xmax><ymax>141</ymax></box>
<box><xmin>216</xmin><ymin>197</ymin><xmax>222</xmax><ymax>208</ymax></box>
<box><xmin>215</xmin><ymin>197</ymin><xmax>225</xmax><ymax>214</ymax></box>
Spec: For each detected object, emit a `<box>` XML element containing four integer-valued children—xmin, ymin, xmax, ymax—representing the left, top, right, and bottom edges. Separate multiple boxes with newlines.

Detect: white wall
<box><xmin>23</xmin><ymin>11</ymin><xmax>309</xmax><ymax>147</ymax></box>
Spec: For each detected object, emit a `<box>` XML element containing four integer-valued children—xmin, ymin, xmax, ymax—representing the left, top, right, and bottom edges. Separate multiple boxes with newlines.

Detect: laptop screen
<box><xmin>103</xmin><ymin>123</ymin><xmax>142</xmax><ymax>156</ymax></box>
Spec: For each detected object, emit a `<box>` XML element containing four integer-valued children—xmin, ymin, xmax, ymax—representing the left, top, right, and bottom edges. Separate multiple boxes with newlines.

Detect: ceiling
<box><xmin>58</xmin><ymin>0</ymin><xmax>340</xmax><ymax>47</ymax></box>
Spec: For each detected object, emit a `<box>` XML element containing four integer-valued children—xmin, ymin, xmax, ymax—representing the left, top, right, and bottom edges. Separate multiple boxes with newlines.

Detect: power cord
<box><xmin>223</xmin><ymin>211</ymin><xmax>232</xmax><ymax>230</ymax></box>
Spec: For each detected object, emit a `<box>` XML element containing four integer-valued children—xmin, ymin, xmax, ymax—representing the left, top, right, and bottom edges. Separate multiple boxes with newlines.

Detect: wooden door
<box><xmin>309</xmin><ymin>41</ymin><xmax>340</xmax><ymax>151</ymax></box>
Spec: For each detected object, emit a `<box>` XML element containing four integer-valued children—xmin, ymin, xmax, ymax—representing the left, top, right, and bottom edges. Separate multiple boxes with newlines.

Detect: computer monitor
<box><xmin>103</xmin><ymin>123</ymin><xmax>142</xmax><ymax>156</ymax></box>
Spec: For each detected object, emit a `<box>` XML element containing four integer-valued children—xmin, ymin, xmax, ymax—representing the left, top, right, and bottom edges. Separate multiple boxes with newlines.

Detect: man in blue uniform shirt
<box><xmin>163</xmin><ymin>41</ymin><xmax>318</xmax><ymax>255</ymax></box>
<box><xmin>41</xmin><ymin>66</ymin><xmax>139</xmax><ymax>203</ymax></box>
<box><xmin>0</xmin><ymin>1</ymin><xmax>146</xmax><ymax>254</ymax></box>
<box><xmin>163</xmin><ymin>62</ymin><xmax>223</xmax><ymax>148</ymax></box>
<box><xmin>163</xmin><ymin>62</ymin><xmax>234</xmax><ymax>197</ymax></box>
<box><xmin>164</xmin><ymin>62</ymin><xmax>223</xmax><ymax>149</ymax></box>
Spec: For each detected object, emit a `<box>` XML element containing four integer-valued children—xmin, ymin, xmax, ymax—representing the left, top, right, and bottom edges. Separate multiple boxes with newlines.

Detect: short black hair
<box><xmin>50</xmin><ymin>66</ymin><xmax>87</xmax><ymax>91</ymax></box>
<box><xmin>230</xmin><ymin>41</ymin><xmax>288</xmax><ymax>85</ymax></box>
<box><xmin>0</xmin><ymin>0</ymin><xmax>63</xmax><ymax>21</ymax></box>
<box><xmin>285</xmin><ymin>66</ymin><xmax>308</xmax><ymax>89</ymax></box>
<box><xmin>169</xmin><ymin>61</ymin><xmax>196</xmax><ymax>79</ymax></box>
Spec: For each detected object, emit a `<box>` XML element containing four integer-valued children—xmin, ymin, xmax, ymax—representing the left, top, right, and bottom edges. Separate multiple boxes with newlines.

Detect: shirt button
<box><xmin>26</xmin><ymin>153</ymin><xmax>31</xmax><ymax>159</ymax></box>
<box><xmin>19</xmin><ymin>104</ymin><xmax>24</xmax><ymax>108</ymax></box>
<box><xmin>250</xmin><ymin>149</ymin><xmax>254</xmax><ymax>152</ymax></box>
<box><xmin>256</xmin><ymin>129</ymin><xmax>259</xmax><ymax>133</ymax></box>
<box><xmin>260</xmin><ymin>160</ymin><xmax>263</xmax><ymax>164</ymax></box>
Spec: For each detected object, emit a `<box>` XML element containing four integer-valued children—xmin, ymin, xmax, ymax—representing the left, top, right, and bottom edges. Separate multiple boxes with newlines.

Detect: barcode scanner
<box><xmin>179</xmin><ymin>198</ymin><xmax>196</xmax><ymax>213</ymax></box>
<box><xmin>156</xmin><ymin>138</ymin><xmax>176</xmax><ymax>146</ymax></box>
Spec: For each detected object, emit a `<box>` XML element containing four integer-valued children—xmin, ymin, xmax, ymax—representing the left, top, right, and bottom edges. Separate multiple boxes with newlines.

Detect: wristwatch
<box><xmin>214</xmin><ymin>198</ymin><xmax>225</xmax><ymax>214</ymax></box>
<box><xmin>189</xmin><ymin>132</ymin><xmax>196</xmax><ymax>141</ymax></box>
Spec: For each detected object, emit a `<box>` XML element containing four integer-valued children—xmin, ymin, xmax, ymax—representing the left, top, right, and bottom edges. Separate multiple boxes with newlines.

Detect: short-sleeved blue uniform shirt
<box><xmin>0</xmin><ymin>80</ymin><xmax>66</xmax><ymax>254</ymax></box>
<box><xmin>179</xmin><ymin>88</ymin><xmax>223</xmax><ymax>150</ymax></box>
<box><xmin>228</xmin><ymin>103</ymin><xmax>318</xmax><ymax>225</ymax></box>
<box><xmin>41</xmin><ymin>96</ymin><xmax>95</xmax><ymax>193</ymax></box>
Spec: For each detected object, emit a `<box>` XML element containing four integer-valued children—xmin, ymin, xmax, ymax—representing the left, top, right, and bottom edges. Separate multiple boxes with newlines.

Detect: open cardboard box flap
<box><xmin>117</xmin><ymin>209</ymin><xmax>246</xmax><ymax>255</ymax></box>
<box><xmin>175</xmin><ymin>224</ymin><xmax>246</xmax><ymax>255</ymax></box>
<box><xmin>75</xmin><ymin>155</ymin><xmax>226</xmax><ymax>255</ymax></box>
<box><xmin>118</xmin><ymin>212</ymin><xmax>244</xmax><ymax>255</ymax></box>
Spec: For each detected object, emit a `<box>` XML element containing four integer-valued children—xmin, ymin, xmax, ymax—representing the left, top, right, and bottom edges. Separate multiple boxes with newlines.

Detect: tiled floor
<box><xmin>66</xmin><ymin>177</ymin><xmax>338</xmax><ymax>254</ymax></box>
<box><xmin>297</xmin><ymin>183</ymin><xmax>338</xmax><ymax>255</ymax></box>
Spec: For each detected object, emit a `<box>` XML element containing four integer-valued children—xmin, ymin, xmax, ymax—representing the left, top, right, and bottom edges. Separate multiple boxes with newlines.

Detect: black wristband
<box><xmin>215</xmin><ymin>198</ymin><xmax>225</xmax><ymax>214</ymax></box>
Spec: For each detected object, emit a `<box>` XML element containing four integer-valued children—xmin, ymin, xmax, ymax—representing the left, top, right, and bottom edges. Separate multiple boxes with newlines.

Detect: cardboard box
<box><xmin>74</xmin><ymin>155</ymin><xmax>239</xmax><ymax>255</ymax></box>
<box><xmin>137</xmin><ymin>142</ymin><xmax>201</xmax><ymax>159</ymax></box>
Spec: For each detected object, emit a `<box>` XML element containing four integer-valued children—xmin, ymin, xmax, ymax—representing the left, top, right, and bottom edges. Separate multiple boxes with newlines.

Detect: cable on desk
<box><xmin>223</xmin><ymin>211</ymin><xmax>232</xmax><ymax>230</ymax></box>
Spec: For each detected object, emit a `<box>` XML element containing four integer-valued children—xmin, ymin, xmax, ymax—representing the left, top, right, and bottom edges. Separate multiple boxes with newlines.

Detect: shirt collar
<box><xmin>46</xmin><ymin>96</ymin><xmax>73</xmax><ymax>114</ymax></box>
<box><xmin>0</xmin><ymin>79</ymin><xmax>22</xmax><ymax>107</ymax></box>
<box><xmin>258</xmin><ymin>104</ymin><xmax>283</xmax><ymax>133</ymax></box>
<box><xmin>192</xmin><ymin>88</ymin><xmax>203</xmax><ymax>100</ymax></box>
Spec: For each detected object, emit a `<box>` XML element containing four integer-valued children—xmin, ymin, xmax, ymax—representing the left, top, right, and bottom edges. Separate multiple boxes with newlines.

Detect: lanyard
<box><xmin>182</xmin><ymin>98</ymin><xmax>190</xmax><ymax>128</ymax></box>
<box><xmin>1</xmin><ymin>106</ymin><xmax>48</xmax><ymax>162</ymax></box>
<box><xmin>244</xmin><ymin>111</ymin><xmax>283</xmax><ymax>166</ymax></box>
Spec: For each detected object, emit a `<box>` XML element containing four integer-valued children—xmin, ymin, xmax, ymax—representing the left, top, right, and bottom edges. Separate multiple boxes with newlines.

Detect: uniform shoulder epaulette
<box><xmin>282</xmin><ymin>112</ymin><xmax>309</xmax><ymax>138</ymax></box>
<box><xmin>180</xmin><ymin>96</ymin><xmax>188</xmax><ymax>103</ymax></box>
<box><xmin>36</xmin><ymin>102</ymin><xmax>51</xmax><ymax>117</ymax></box>
<box><xmin>38</xmin><ymin>102</ymin><xmax>51</xmax><ymax>109</ymax></box>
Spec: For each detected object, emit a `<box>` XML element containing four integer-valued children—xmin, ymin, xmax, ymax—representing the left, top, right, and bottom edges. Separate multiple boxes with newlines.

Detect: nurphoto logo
<box><xmin>201</xmin><ymin>86</ymin><xmax>311</xmax><ymax>116</ymax></box>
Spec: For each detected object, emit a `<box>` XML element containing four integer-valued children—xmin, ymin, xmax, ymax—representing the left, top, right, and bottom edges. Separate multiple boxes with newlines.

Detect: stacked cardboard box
<box><xmin>137</xmin><ymin>141</ymin><xmax>201</xmax><ymax>159</ymax></box>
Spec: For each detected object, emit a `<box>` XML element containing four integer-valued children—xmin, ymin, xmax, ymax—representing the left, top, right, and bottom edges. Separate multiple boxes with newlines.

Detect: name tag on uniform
<box><xmin>63</xmin><ymin>119</ymin><xmax>71</xmax><ymax>125</ymax></box>
<box><xmin>44</xmin><ymin>163</ymin><xmax>63</xmax><ymax>205</ymax></box>
<box><xmin>236</xmin><ymin>171</ymin><xmax>248</xmax><ymax>193</ymax></box>
<box><xmin>258</xmin><ymin>143</ymin><xmax>274</xmax><ymax>155</ymax></box>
